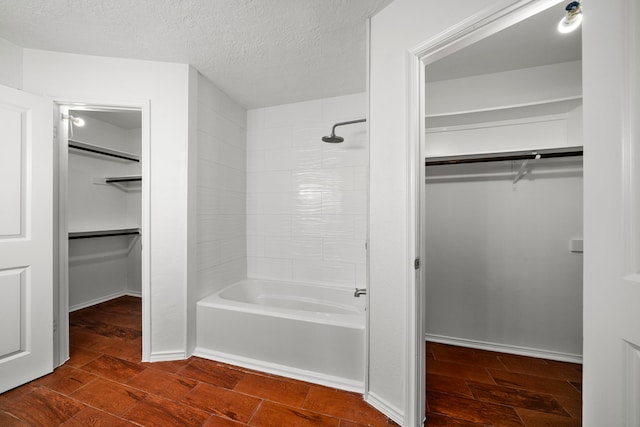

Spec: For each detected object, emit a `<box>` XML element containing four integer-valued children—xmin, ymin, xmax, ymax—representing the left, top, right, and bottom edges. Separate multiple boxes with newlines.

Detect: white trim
<box><xmin>69</xmin><ymin>291</ymin><xmax>141</xmax><ymax>312</ymax></box>
<box><xmin>193</xmin><ymin>347</ymin><xmax>364</xmax><ymax>393</ymax></box>
<box><xmin>404</xmin><ymin>47</ymin><xmax>424</xmax><ymax>427</ymax></box>
<box><xmin>54</xmin><ymin>98</ymin><xmax>152</xmax><ymax>364</ymax></box>
<box><xmin>407</xmin><ymin>2</ymin><xmax>569</xmax><ymax>425</ymax></box>
<box><xmin>426</xmin><ymin>334</ymin><xmax>583</xmax><ymax>364</ymax></box>
<box><xmin>365</xmin><ymin>392</ymin><xmax>404</xmax><ymax>426</ymax></box>
<box><xmin>364</xmin><ymin>15</ymin><xmax>372</xmax><ymax>403</ymax></box>
<box><xmin>148</xmin><ymin>350</ymin><xmax>187</xmax><ymax>363</ymax></box>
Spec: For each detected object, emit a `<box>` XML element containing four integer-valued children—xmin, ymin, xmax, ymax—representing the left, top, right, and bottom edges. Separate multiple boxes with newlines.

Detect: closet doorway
<box><xmin>55</xmin><ymin>104</ymin><xmax>149</xmax><ymax>367</ymax></box>
<box><xmin>419</xmin><ymin>1</ymin><xmax>583</xmax><ymax>423</ymax></box>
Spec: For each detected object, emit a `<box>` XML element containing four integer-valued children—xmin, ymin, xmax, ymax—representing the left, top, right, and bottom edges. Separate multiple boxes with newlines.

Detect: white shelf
<box><xmin>425</xmin><ymin>97</ymin><xmax>582</xmax><ymax>130</ymax></box>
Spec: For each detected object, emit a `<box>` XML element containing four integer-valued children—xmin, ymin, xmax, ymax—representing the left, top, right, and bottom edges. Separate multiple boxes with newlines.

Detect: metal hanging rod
<box><xmin>425</xmin><ymin>146</ymin><xmax>583</xmax><ymax>167</ymax></box>
<box><xmin>69</xmin><ymin>228</ymin><xmax>140</xmax><ymax>240</ymax></box>
<box><xmin>105</xmin><ymin>176</ymin><xmax>142</xmax><ymax>183</ymax></box>
<box><xmin>69</xmin><ymin>139</ymin><xmax>140</xmax><ymax>162</ymax></box>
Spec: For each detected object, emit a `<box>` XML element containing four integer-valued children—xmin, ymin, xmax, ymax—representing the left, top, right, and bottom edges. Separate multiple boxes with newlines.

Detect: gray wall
<box><xmin>425</xmin><ymin>159</ymin><xmax>583</xmax><ymax>358</ymax></box>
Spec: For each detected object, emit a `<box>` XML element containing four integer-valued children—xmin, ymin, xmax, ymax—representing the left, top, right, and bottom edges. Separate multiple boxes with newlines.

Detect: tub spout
<box><xmin>354</xmin><ymin>288</ymin><xmax>367</xmax><ymax>297</ymax></box>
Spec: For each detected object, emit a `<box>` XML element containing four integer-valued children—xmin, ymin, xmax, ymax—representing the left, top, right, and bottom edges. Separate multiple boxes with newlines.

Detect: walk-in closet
<box><xmin>423</xmin><ymin>6</ymin><xmax>583</xmax><ymax>361</ymax></box>
<box><xmin>66</xmin><ymin>109</ymin><xmax>142</xmax><ymax>312</ymax></box>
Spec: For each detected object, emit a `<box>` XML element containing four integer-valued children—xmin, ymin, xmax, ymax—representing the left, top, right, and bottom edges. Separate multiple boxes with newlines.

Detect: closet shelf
<box><xmin>69</xmin><ymin>139</ymin><xmax>140</xmax><ymax>162</ymax></box>
<box><xmin>69</xmin><ymin>227</ymin><xmax>140</xmax><ymax>240</ymax></box>
<box><xmin>425</xmin><ymin>146</ymin><xmax>583</xmax><ymax>167</ymax></box>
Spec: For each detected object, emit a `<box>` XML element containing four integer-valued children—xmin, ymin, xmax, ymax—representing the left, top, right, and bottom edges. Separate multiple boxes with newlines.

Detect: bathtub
<box><xmin>195</xmin><ymin>279</ymin><xmax>366</xmax><ymax>391</ymax></box>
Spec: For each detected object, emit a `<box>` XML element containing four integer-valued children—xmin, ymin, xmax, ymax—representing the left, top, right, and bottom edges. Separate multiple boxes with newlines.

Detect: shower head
<box><xmin>322</xmin><ymin>118</ymin><xmax>366</xmax><ymax>143</ymax></box>
<box><xmin>322</xmin><ymin>133</ymin><xmax>344</xmax><ymax>143</ymax></box>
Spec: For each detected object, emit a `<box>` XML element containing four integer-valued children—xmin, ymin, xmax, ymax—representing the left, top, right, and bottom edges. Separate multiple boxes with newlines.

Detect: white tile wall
<box><xmin>247</xmin><ymin>93</ymin><xmax>367</xmax><ymax>289</ymax></box>
<box><xmin>196</xmin><ymin>75</ymin><xmax>247</xmax><ymax>298</ymax></box>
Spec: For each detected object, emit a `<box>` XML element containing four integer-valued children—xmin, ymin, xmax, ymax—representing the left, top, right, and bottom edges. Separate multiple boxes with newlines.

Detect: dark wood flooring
<box><xmin>0</xmin><ymin>296</ymin><xmax>582</xmax><ymax>426</ymax></box>
<box><xmin>0</xmin><ymin>296</ymin><xmax>397</xmax><ymax>427</ymax></box>
<box><xmin>426</xmin><ymin>341</ymin><xmax>582</xmax><ymax>426</ymax></box>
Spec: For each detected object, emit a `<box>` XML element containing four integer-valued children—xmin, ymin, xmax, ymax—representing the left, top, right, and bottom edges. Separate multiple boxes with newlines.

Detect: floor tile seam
<box><xmin>259</xmin><ymin>397</ymin><xmax>355</xmax><ymax>426</ymax></box>
<box><xmin>230</xmin><ymin>382</ymin><xmax>311</xmax><ymax>407</ymax></box>
<box><xmin>429</xmin><ymin>388</ymin><xmax>537</xmax><ymax>422</ymax></box>
<box><xmin>67</xmin><ymin>404</ymin><xmax>146</xmax><ymax>427</ymax></box>
<box><xmin>487</xmin><ymin>368</ymin><xmax>582</xmax><ymax>387</ymax></box>
<box><xmin>427</xmin><ymin>407</ymin><xmax>500</xmax><ymax>426</ymax></box>
<box><xmin>463</xmin><ymin>386</ymin><xmax>574</xmax><ymax>418</ymax></box>
<box><xmin>120</xmin><ymin>374</ymin><xmax>198</xmax><ymax>403</ymax></box>
<box><xmin>10</xmin><ymin>386</ymin><xmax>90</xmax><ymax>425</ymax></box>
<box><xmin>42</xmin><ymin>372</ymin><xmax>101</xmax><ymax>398</ymax></box>
<box><xmin>0</xmin><ymin>408</ymin><xmax>35</xmax><ymax>427</ymax></box>
<box><xmin>246</xmin><ymin>398</ymin><xmax>264</xmax><ymax>425</ymax></box>
<box><xmin>492</xmin><ymin>364</ymin><xmax>582</xmax><ymax>382</ymax></box>
<box><xmin>485</xmin><ymin>378</ymin><xmax>582</xmax><ymax>400</ymax></box>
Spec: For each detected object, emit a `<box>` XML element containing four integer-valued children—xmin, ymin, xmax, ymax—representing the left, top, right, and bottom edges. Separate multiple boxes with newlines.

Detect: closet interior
<box><xmin>66</xmin><ymin>109</ymin><xmax>142</xmax><ymax>312</ymax></box>
<box><xmin>423</xmin><ymin>6</ymin><xmax>583</xmax><ymax>361</ymax></box>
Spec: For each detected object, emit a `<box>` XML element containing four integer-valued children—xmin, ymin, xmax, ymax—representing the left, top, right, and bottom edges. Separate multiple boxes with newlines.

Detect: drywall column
<box><xmin>369</xmin><ymin>0</ymin><xmax>503</xmax><ymax>422</ymax></box>
<box><xmin>23</xmin><ymin>49</ymin><xmax>191</xmax><ymax>360</ymax></box>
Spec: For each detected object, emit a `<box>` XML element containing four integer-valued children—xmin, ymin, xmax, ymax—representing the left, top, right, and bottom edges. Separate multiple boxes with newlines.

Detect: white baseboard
<box><xmin>148</xmin><ymin>350</ymin><xmax>187</xmax><ymax>362</ymax></box>
<box><xmin>365</xmin><ymin>391</ymin><xmax>404</xmax><ymax>426</ymax></box>
<box><xmin>425</xmin><ymin>333</ymin><xmax>583</xmax><ymax>364</ymax></box>
<box><xmin>69</xmin><ymin>290</ymin><xmax>141</xmax><ymax>312</ymax></box>
<box><xmin>193</xmin><ymin>347</ymin><xmax>364</xmax><ymax>393</ymax></box>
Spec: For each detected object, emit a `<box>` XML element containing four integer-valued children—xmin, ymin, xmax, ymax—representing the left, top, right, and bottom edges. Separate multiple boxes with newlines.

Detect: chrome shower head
<box><xmin>322</xmin><ymin>118</ymin><xmax>366</xmax><ymax>143</ymax></box>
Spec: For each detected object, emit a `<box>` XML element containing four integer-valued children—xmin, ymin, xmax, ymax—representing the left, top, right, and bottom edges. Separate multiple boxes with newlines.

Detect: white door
<box><xmin>0</xmin><ymin>84</ymin><xmax>53</xmax><ymax>393</ymax></box>
<box><xmin>582</xmin><ymin>0</ymin><xmax>640</xmax><ymax>425</ymax></box>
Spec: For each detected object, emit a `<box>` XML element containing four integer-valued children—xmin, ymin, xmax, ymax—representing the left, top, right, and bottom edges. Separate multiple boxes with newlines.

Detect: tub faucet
<box><xmin>354</xmin><ymin>288</ymin><xmax>367</xmax><ymax>297</ymax></box>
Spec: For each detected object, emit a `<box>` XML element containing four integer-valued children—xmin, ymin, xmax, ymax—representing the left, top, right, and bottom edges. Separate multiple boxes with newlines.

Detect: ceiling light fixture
<box><xmin>62</xmin><ymin>114</ymin><xmax>85</xmax><ymax>127</ymax></box>
<box><xmin>558</xmin><ymin>1</ymin><xmax>583</xmax><ymax>34</ymax></box>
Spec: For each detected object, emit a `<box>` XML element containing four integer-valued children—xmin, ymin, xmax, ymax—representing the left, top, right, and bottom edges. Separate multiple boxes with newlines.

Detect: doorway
<box><xmin>407</xmin><ymin>0</ymin><xmax>584</xmax><ymax>423</ymax></box>
<box><xmin>55</xmin><ymin>103</ymin><xmax>149</xmax><ymax>367</ymax></box>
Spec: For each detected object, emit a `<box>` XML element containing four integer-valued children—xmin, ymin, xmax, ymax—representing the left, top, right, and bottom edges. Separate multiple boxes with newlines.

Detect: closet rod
<box><xmin>105</xmin><ymin>176</ymin><xmax>142</xmax><ymax>183</ymax></box>
<box><xmin>69</xmin><ymin>140</ymin><xmax>140</xmax><ymax>162</ymax></box>
<box><xmin>69</xmin><ymin>228</ymin><xmax>140</xmax><ymax>240</ymax></box>
<box><xmin>425</xmin><ymin>146</ymin><xmax>583</xmax><ymax>166</ymax></box>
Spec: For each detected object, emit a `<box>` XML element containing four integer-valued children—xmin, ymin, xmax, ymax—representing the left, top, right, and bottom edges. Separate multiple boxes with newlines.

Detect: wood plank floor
<box><xmin>0</xmin><ymin>296</ymin><xmax>398</xmax><ymax>427</ymax></box>
<box><xmin>426</xmin><ymin>341</ymin><xmax>582</xmax><ymax>426</ymax></box>
<box><xmin>0</xmin><ymin>296</ymin><xmax>582</xmax><ymax>426</ymax></box>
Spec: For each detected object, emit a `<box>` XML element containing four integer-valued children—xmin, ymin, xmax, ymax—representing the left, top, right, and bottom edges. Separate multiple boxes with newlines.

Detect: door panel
<box><xmin>0</xmin><ymin>84</ymin><xmax>53</xmax><ymax>393</ymax></box>
<box><xmin>0</xmin><ymin>107</ymin><xmax>23</xmax><ymax>236</ymax></box>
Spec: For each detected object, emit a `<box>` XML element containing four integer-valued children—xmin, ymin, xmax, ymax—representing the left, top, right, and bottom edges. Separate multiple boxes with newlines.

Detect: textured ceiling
<box><xmin>0</xmin><ymin>0</ymin><xmax>393</xmax><ymax>108</ymax></box>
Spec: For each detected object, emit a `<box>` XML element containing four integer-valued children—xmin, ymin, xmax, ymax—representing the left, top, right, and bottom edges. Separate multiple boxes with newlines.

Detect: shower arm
<box><xmin>329</xmin><ymin>118</ymin><xmax>367</xmax><ymax>136</ymax></box>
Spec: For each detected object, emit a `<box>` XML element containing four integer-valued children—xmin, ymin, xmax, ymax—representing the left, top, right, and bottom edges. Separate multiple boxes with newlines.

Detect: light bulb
<box><xmin>72</xmin><ymin>117</ymin><xmax>85</xmax><ymax>127</ymax></box>
<box><xmin>558</xmin><ymin>12</ymin><xmax>582</xmax><ymax>33</ymax></box>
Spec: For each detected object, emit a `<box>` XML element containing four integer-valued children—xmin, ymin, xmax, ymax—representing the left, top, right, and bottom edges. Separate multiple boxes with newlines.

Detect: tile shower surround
<box><xmin>247</xmin><ymin>93</ymin><xmax>368</xmax><ymax>289</ymax></box>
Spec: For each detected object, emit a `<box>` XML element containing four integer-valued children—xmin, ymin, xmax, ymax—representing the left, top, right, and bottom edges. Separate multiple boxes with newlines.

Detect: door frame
<box><xmin>404</xmin><ymin>0</ymin><xmax>567</xmax><ymax>423</ymax></box>
<box><xmin>54</xmin><ymin>99</ymin><xmax>151</xmax><ymax>366</ymax></box>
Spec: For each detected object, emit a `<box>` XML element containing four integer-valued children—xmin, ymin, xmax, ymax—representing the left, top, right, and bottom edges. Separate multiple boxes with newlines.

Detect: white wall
<box><xmin>582</xmin><ymin>0</ymin><xmax>640</xmax><ymax>424</ymax></box>
<box><xmin>246</xmin><ymin>93</ymin><xmax>367</xmax><ymax>289</ymax></box>
<box><xmin>369</xmin><ymin>0</ymin><xmax>506</xmax><ymax>421</ymax></box>
<box><xmin>425</xmin><ymin>159</ymin><xmax>583</xmax><ymax>357</ymax></box>
<box><xmin>425</xmin><ymin>60</ymin><xmax>582</xmax><ymax>116</ymax></box>
<box><xmin>67</xmin><ymin>114</ymin><xmax>142</xmax><ymax>309</ymax></box>
<box><xmin>0</xmin><ymin>37</ymin><xmax>22</xmax><ymax>89</ymax></box>
<box><xmin>188</xmin><ymin>73</ymin><xmax>247</xmax><ymax>354</ymax></box>
<box><xmin>22</xmin><ymin>49</ymin><xmax>191</xmax><ymax>359</ymax></box>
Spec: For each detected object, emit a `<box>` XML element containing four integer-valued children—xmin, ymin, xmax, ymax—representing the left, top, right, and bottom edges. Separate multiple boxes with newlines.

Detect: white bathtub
<box><xmin>195</xmin><ymin>279</ymin><xmax>366</xmax><ymax>391</ymax></box>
